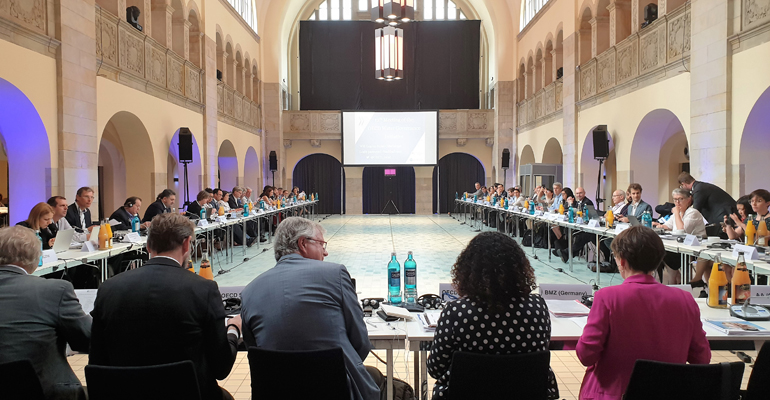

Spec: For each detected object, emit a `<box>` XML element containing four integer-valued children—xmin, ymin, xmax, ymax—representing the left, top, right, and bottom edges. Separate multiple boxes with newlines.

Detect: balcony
<box><xmin>217</xmin><ymin>82</ymin><xmax>261</xmax><ymax>134</ymax></box>
<box><xmin>517</xmin><ymin>80</ymin><xmax>563</xmax><ymax>129</ymax></box>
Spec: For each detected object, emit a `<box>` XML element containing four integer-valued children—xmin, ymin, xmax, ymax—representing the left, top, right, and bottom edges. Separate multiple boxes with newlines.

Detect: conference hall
<box><xmin>0</xmin><ymin>0</ymin><xmax>768</xmax><ymax>399</ymax></box>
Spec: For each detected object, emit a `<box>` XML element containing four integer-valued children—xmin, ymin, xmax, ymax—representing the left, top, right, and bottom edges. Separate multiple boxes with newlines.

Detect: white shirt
<box><xmin>218</xmin><ymin>200</ymin><xmax>231</xmax><ymax>212</ymax></box>
<box><xmin>629</xmin><ymin>201</ymin><xmax>641</xmax><ymax>217</ymax></box>
<box><xmin>611</xmin><ymin>202</ymin><xmax>625</xmax><ymax>215</ymax></box>
<box><xmin>79</xmin><ymin>207</ymin><xmax>87</xmax><ymax>229</ymax></box>
<box><xmin>664</xmin><ymin>206</ymin><xmax>707</xmax><ymax>237</ymax></box>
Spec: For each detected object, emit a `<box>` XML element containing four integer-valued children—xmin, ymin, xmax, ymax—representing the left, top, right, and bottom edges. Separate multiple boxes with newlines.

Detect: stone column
<box><xmin>262</xmin><ymin>82</ymin><xmax>283</xmax><ymax>188</ymax></box>
<box><xmin>631</xmin><ymin>0</ymin><xmax>640</xmax><ymax>34</ymax></box>
<box><xmin>551</xmin><ymin>49</ymin><xmax>558</xmax><ymax>82</ymax></box>
<box><xmin>608</xmin><ymin>1</ymin><xmax>632</xmax><ymax>46</ymax></box>
<box><xmin>539</xmin><ymin>59</ymin><xmax>546</xmax><ymax>89</ymax></box>
<box><xmin>202</xmin><ymin>33</ymin><xmax>219</xmax><ymax>188</ymax></box>
<box><xmin>590</xmin><ymin>18</ymin><xmax>599</xmax><ymax>57</ymax></box>
<box><xmin>170</xmin><ymin>19</ymin><xmax>190</xmax><ymax>59</ymax></box>
<box><xmin>238</xmin><ymin>63</ymin><xmax>246</xmax><ymax>94</ymax></box>
<box><xmin>689</xmin><ymin>0</ymin><xmax>731</xmax><ymax>188</ymax></box>
<box><xmin>56</xmin><ymin>0</ymin><xmax>99</xmax><ymax>210</ymax></box>
<box><xmin>218</xmin><ymin>51</ymin><xmax>228</xmax><ymax>83</ymax></box>
<box><xmin>561</xmin><ymin>33</ymin><xmax>579</xmax><ymax>188</ymax></box>
<box><xmin>344</xmin><ymin>167</ymin><xmax>363</xmax><ymax>214</ymax></box>
<box><xmin>495</xmin><ymin>82</ymin><xmax>515</xmax><ymax>189</ymax></box>
<box><xmin>150</xmin><ymin>4</ymin><xmax>172</xmax><ymax>47</ymax></box>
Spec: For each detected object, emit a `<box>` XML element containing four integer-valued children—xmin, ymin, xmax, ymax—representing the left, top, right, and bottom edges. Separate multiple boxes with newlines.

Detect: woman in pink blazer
<box><xmin>576</xmin><ymin>226</ymin><xmax>711</xmax><ymax>400</ymax></box>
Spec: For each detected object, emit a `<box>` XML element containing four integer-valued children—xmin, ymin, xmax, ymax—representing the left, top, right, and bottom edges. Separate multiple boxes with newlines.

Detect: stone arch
<box><xmin>595</xmin><ymin>0</ymin><xmax>611</xmax><ymax>55</ymax></box>
<box><xmin>542</xmin><ymin>137</ymin><xmax>563</xmax><ymax>164</ymax></box>
<box><xmin>98</xmin><ymin>111</ymin><xmax>156</xmax><ymax>219</ymax></box>
<box><xmin>251</xmin><ymin>61</ymin><xmax>259</xmax><ymax>102</ymax></box>
<box><xmin>629</xmin><ymin>109</ymin><xmax>688</xmax><ymax>205</ymax></box>
<box><xmin>188</xmin><ymin>6</ymin><xmax>202</xmax><ymax>67</ymax></box>
<box><xmin>244</xmin><ymin>147</ymin><xmax>260</xmax><ymax>194</ymax></box>
<box><xmin>0</xmin><ymin>77</ymin><xmax>52</xmax><ymax>224</ymax></box>
<box><xmin>243</xmin><ymin>55</ymin><xmax>252</xmax><ymax>100</ymax></box>
<box><xmin>555</xmin><ymin>29</ymin><xmax>564</xmax><ymax>79</ymax></box>
<box><xmin>168</xmin><ymin>128</ymin><xmax>203</xmax><ymax>209</ymax></box>
<box><xmin>544</xmin><ymin>34</ymin><xmax>555</xmax><ymax>85</ymax></box>
<box><xmin>235</xmin><ymin>50</ymin><xmax>244</xmax><ymax>94</ymax></box>
<box><xmin>580</xmin><ymin>125</ymin><xmax>616</xmax><ymax>210</ymax></box>
<box><xmin>740</xmin><ymin>86</ymin><xmax>770</xmax><ymax>195</ymax></box>
<box><xmin>520</xmin><ymin>144</ymin><xmax>536</xmax><ymax>166</ymax></box>
<box><xmin>225</xmin><ymin>41</ymin><xmax>234</xmax><ymax>87</ymax></box>
<box><xmin>518</xmin><ymin>60</ymin><xmax>526</xmax><ymax>102</ymax></box>
<box><xmin>149</xmin><ymin>0</ymin><xmax>169</xmax><ymax>46</ymax></box>
<box><xmin>612</xmin><ymin>0</ymin><xmax>632</xmax><ymax>44</ymax></box>
<box><xmin>215</xmin><ymin>31</ymin><xmax>224</xmax><ymax>82</ymax></box>
<box><xmin>432</xmin><ymin>152</ymin><xmax>486</xmax><ymax>213</ymax></box>
<box><xmin>578</xmin><ymin>4</ymin><xmax>594</xmax><ymax>64</ymax></box>
<box><xmin>535</xmin><ymin>44</ymin><xmax>544</xmax><ymax>92</ymax></box>
<box><xmin>526</xmin><ymin>53</ymin><xmax>535</xmax><ymax>98</ymax></box>
<box><xmin>292</xmin><ymin>153</ymin><xmax>344</xmax><ymax>214</ymax></box>
<box><xmin>170</xmin><ymin>0</ymin><xmax>186</xmax><ymax>56</ymax></box>
<box><xmin>218</xmin><ymin>140</ymin><xmax>238</xmax><ymax>191</ymax></box>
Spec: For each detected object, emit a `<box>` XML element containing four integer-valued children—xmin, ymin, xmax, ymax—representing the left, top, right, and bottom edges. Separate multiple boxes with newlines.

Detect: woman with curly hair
<box><xmin>427</xmin><ymin>231</ymin><xmax>559</xmax><ymax>399</ymax></box>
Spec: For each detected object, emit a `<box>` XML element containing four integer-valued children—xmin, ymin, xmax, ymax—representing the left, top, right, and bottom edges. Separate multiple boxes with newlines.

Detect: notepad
<box><xmin>703</xmin><ymin>319</ymin><xmax>770</xmax><ymax>336</ymax></box>
<box><xmin>380</xmin><ymin>304</ymin><xmax>414</xmax><ymax>320</ymax></box>
<box><xmin>545</xmin><ymin>299</ymin><xmax>591</xmax><ymax>317</ymax></box>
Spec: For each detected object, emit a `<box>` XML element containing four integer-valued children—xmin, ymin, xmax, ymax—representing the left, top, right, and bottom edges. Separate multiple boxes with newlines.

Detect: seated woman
<box><xmin>427</xmin><ymin>231</ymin><xmax>559</xmax><ymax>399</ymax></box>
<box><xmin>16</xmin><ymin>202</ymin><xmax>56</xmax><ymax>249</ymax></box>
<box><xmin>577</xmin><ymin>226</ymin><xmax>711</xmax><ymax>400</ymax></box>
<box><xmin>652</xmin><ymin>188</ymin><xmax>706</xmax><ymax>283</ymax></box>
<box><xmin>723</xmin><ymin>194</ymin><xmax>752</xmax><ymax>240</ymax></box>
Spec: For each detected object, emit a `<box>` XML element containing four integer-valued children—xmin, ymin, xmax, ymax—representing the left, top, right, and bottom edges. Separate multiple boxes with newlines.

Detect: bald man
<box><xmin>556</xmin><ymin>187</ymin><xmax>595</xmax><ymax>263</ymax></box>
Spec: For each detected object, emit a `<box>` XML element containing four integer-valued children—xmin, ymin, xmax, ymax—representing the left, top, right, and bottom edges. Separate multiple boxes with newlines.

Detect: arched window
<box><xmin>309</xmin><ymin>0</ymin><xmax>467</xmax><ymax>21</ymax></box>
<box><xmin>520</xmin><ymin>0</ymin><xmax>549</xmax><ymax>31</ymax></box>
<box><xmin>227</xmin><ymin>0</ymin><xmax>258</xmax><ymax>34</ymax></box>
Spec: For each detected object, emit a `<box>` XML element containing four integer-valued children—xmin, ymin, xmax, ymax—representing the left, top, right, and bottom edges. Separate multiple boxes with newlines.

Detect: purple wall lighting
<box><xmin>0</xmin><ymin>77</ymin><xmax>51</xmax><ymax>225</ymax></box>
<box><xmin>741</xmin><ymin>86</ymin><xmax>770</xmax><ymax>194</ymax></box>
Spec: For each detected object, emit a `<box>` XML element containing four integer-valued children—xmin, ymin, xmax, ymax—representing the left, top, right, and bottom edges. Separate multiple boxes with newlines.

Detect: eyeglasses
<box><xmin>306</xmin><ymin>238</ymin><xmax>328</xmax><ymax>250</ymax></box>
<box><xmin>673</xmin><ymin>197</ymin><xmax>686</xmax><ymax>203</ymax></box>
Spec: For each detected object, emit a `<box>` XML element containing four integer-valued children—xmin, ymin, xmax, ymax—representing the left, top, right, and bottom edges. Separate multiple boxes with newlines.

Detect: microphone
<box><xmin>183</xmin><ymin>210</ymin><xmax>201</xmax><ymax>220</ymax></box>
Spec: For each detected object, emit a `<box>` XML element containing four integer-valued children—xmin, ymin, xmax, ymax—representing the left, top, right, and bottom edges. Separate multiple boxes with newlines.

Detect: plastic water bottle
<box><xmin>199</xmin><ymin>208</ymin><xmax>205</xmax><ymax>220</ymax></box>
<box><xmin>131</xmin><ymin>214</ymin><xmax>141</xmax><ymax>232</ymax></box>
<box><xmin>36</xmin><ymin>231</ymin><xmax>43</xmax><ymax>266</ymax></box>
<box><xmin>404</xmin><ymin>251</ymin><xmax>417</xmax><ymax>304</ymax></box>
<box><xmin>473</xmin><ymin>194</ymin><xmax>478</xmax><ymax>203</ymax></box>
<box><xmin>243</xmin><ymin>202</ymin><xmax>250</xmax><ymax>217</ymax></box>
<box><xmin>455</xmin><ymin>192</ymin><xmax>458</xmax><ymax>200</ymax></box>
<box><xmin>504</xmin><ymin>197</ymin><xmax>509</xmax><ymax>208</ymax></box>
<box><xmin>259</xmin><ymin>200</ymin><xmax>265</xmax><ymax>210</ymax></box>
<box><xmin>568</xmin><ymin>207</ymin><xmax>575</xmax><ymax>223</ymax></box>
<box><xmin>529</xmin><ymin>201</ymin><xmax>535</xmax><ymax>215</ymax></box>
<box><xmin>642</xmin><ymin>210</ymin><xmax>652</xmax><ymax>228</ymax></box>
<box><xmin>387</xmin><ymin>252</ymin><xmax>402</xmax><ymax>305</ymax></box>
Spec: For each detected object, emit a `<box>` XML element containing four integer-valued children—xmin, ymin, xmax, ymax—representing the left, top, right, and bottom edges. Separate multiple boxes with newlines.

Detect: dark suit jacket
<box><xmin>241</xmin><ymin>254</ymin><xmax>379</xmax><ymax>400</ymax></box>
<box><xmin>142</xmin><ymin>200</ymin><xmax>170</xmax><ymax>223</ymax></box>
<box><xmin>692</xmin><ymin>181</ymin><xmax>737</xmax><ymax>224</ymax></box>
<box><xmin>89</xmin><ymin>257</ymin><xmax>238</xmax><ymax>400</ymax></box>
<box><xmin>186</xmin><ymin>201</ymin><xmax>204</xmax><ymax>219</ymax></box>
<box><xmin>16</xmin><ymin>221</ymin><xmax>57</xmax><ymax>250</ymax></box>
<box><xmin>65</xmin><ymin>203</ymin><xmax>93</xmax><ymax>231</ymax></box>
<box><xmin>109</xmin><ymin>207</ymin><xmax>133</xmax><ymax>231</ymax></box>
<box><xmin>0</xmin><ymin>266</ymin><xmax>91</xmax><ymax>400</ymax></box>
<box><xmin>228</xmin><ymin>196</ymin><xmax>239</xmax><ymax>210</ymax></box>
<box><xmin>575</xmin><ymin>197</ymin><xmax>594</xmax><ymax>210</ymax></box>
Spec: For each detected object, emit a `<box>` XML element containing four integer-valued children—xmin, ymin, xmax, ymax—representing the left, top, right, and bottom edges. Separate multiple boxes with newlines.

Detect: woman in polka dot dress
<box><xmin>427</xmin><ymin>231</ymin><xmax>559</xmax><ymax>399</ymax></box>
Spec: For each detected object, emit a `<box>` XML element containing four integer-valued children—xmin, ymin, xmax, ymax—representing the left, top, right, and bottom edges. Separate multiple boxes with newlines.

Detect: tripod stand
<box><xmin>595</xmin><ymin>158</ymin><xmax>605</xmax><ymax>210</ymax></box>
<box><xmin>381</xmin><ymin>200</ymin><xmax>400</xmax><ymax>215</ymax></box>
<box><xmin>181</xmin><ymin>160</ymin><xmax>192</xmax><ymax>208</ymax></box>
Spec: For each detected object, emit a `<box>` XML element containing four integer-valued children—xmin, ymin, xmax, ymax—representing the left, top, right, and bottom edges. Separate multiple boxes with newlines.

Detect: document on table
<box><xmin>545</xmin><ymin>299</ymin><xmax>591</xmax><ymax>317</ymax></box>
<box><xmin>571</xmin><ymin>316</ymin><xmax>589</xmax><ymax>330</ymax></box>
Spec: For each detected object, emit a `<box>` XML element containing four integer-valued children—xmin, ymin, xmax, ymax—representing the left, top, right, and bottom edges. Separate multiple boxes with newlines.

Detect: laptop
<box><xmin>88</xmin><ymin>225</ymin><xmax>100</xmax><ymax>243</ymax></box>
<box><xmin>627</xmin><ymin>215</ymin><xmax>642</xmax><ymax>227</ymax></box>
<box><xmin>585</xmin><ymin>205</ymin><xmax>601</xmax><ymax>220</ymax></box>
<box><xmin>52</xmin><ymin>229</ymin><xmax>75</xmax><ymax>253</ymax></box>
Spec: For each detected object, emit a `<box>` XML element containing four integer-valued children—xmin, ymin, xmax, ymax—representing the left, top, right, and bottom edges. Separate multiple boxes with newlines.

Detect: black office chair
<box><xmin>85</xmin><ymin>360</ymin><xmax>201</xmax><ymax>400</ymax></box>
<box><xmin>742</xmin><ymin>341</ymin><xmax>770</xmax><ymax>399</ymax></box>
<box><xmin>447</xmin><ymin>351</ymin><xmax>551</xmax><ymax>400</ymax></box>
<box><xmin>0</xmin><ymin>359</ymin><xmax>45</xmax><ymax>400</ymax></box>
<box><xmin>623</xmin><ymin>359</ymin><xmax>744</xmax><ymax>400</ymax></box>
<box><xmin>248</xmin><ymin>347</ymin><xmax>349</xmax><ymax>399</ymax></box>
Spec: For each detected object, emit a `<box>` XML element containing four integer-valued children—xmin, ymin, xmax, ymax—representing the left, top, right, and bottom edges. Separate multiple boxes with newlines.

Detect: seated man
<box><xmin>241</xmin><ymin>217</ymin><xmax>381</xmax><ymax>400</ymax></box>
<box><xmin>89</xmin><ymin>213</ymin><xmax>241</xmax><ymax>400</ymax></box>
<box><xmin>48</xmin><ymin>196</ymin><xmax>87</xmax><ymax>242</ymax></box>
<box><xmin>109</xmin><ymin>196</ymin><xmax>144</xmax><ymax>231</ymax></box>
<box><xmin>229</xmin><ymin>186</ymin><xmax>244</xmax><ymax>210</ymax></box>
<box><xmin>186</xmin><ymin>190</ymin><xmax>211</xmax><ymax>218</ymax></box>
<box><xmin>558</xmin><ymin>187</ymin><xmax>595</xmax><ymax>263</ymax></box>
<box><xmin>617</xmin><ymin>183</ymin><xmax>652</xmax><ymax>223</ymax></box>
<box><xmin>469</xmin><ymin>182</ymin><xmax>482</xmax><ymax>197</ymax></box>
<box><xmin>0</xmin><ymin>226</ymin><xmax>91</xmax><ymax>400</ymax></box>
<box><xmin>65</xmin><ymin>186</ymin><xmax>97</xmax><ymax>232</ymax></box>
<box><xmin>143</xmin><ymin>189</ymin><xmax>175</xmax><ymax>223</ymax></box>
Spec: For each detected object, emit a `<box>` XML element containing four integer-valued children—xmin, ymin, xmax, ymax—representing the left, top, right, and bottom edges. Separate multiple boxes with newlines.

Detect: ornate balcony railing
<box><xmin>217</xmin><ymin>82</ymin><xmax>261</xmax><ymax>134</ymax></box>
<box><xmin>517</xmin><ymin>80</ymin><xmax>563</xmax><ymax>128</ymax></box>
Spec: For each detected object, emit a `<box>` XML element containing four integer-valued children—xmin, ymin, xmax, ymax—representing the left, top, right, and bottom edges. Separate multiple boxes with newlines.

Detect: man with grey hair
<box><xmin>654</xmin><ymin>188</ymin><xmax>707</xmax><ymax>283</ymax></box>
<box><xmin>0</xmin><ymin>226</ymin><xmax>91</xmax><ymax>400</ymax></box>
<box><xmin>240</xmin><ymin>217</ymin><xmax>381</xmax><ymax>400</ymax></box>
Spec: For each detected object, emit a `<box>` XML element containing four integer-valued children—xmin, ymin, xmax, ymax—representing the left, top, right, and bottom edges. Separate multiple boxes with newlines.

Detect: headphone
<box><xmin>417</xmin><ymin>294</ymin><xmax>444</xmax><ymax>310</ymax></box>
<box><xmin>361</xmin><ymin>298</ymin><xmax>382</xmax><ymax>317</ymax></box>
<box><xmin>223</xmin><ymin>297</ymin><xmax>242</xmax><ymax>313</ymax></box>
<box><xmin>581</xmin><ymin>294</ymin><xmax>594</xmax><ymax>308</ymax></box>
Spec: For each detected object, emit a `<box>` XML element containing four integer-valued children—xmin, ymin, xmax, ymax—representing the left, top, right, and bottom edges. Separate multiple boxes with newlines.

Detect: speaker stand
<box><xmin>381</xmin><ymin>200</ymin><xmax>400</xmax><ymax>215</ymax></box>
<box><xmin>181</xmin><ymin>160</ymin><xmax>192</xmax><ymax>208</ymax></box>
<box><xmin>595</xmin><ymin>158</ymin><xmax>605</xmax><ymax>211</ymax></box>
<box><xmin>271</xmin><ymin>170</ymin><xmax>276</xmax><ymax>186</ymax></box>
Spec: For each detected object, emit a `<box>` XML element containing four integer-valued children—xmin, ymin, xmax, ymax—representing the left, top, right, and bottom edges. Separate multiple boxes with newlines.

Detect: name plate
<box><xmin>42</xmin><ymin>249</ymin><xmax>57</xmax><ymax>264</ymax></box>
<box><xmin>733</xmin><ymin>244</ymin><xmax>759</xmax><ymax>260</ymax></box>
<box><xmin>439</xmin><ymin>283</ymin><xmax>459</xmax><ymax>302</ymax></box>
<box><xmin>535</xmin><ymin>210</ymin><xmax>544</xmax><ymax>216</ymax></box>
<box><xmin>587</xmin><ymin>220</ymin><xmax>601</xmax><ymax>228</ymax></box>
<box><xmin>539</xmin><ymin>284</ymin><xmax>593</xmax><ymax>300</ymax></box>
<box><xmin>216</xmin><ymin>216</ymin><xmax>228</xmax><ymax>223</ymax></box>
<box><xmin>197</xmin><ymin>219</ymin><xmax>209</xmax><ymax>227</ymax></box>
<box><xmin>751</xmin><ymin>286</ymin><xmax>770</xmax><ymax>304</ymax></box>
<box><xmin>122</xmin><ymin>232</ymin><xmax>142</xmax><ymax>243</ymax></box>
<box><xmin>546</xmin><ymin>214</ymin><xmax>559</xmax><ymax>221</ymax></box>
<box><xmin>219</xmin><ymin>286</ymin><xmax>246</xmax><ymax>301</ymax></box>
<box><xmin>683</xmin><ymin>234</ymin><xmax>701</xmax><ymax>246</ymax></box>
<box><xmin>615</xmin><ymin>223</ymin><xmax>630</xmax><ymax>233</ymax></box>
<box><xmin>81</xmin><ymin>241</ymin><xmax>98</xmax><ymax>252</ymax></box>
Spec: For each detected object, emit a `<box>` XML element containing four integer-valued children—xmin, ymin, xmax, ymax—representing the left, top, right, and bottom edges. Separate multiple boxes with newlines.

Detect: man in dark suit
<box><xmin>0</xmin><ymin>226</ymin><xmax>91</xmax><ymax>400</ymax></box>
<box><xmin>89</xmin><ymin>213</ymin><xmax>241</xmax><ymax>400</ymax></box>
<box><xmin>65</xmin><ymin>186</ymin><xmax>96</xmax><ymax>231</ymax></box>
<box><xmin>142</xmin><ymin>189</ymin><xmax>175</xmax><ymax>223</ymax></box>
<box><xmin>186</xmin><ymin>190</ymin><xmax>211</xmax><ymax>219</ymax></box>
<box><xmin>241</xmin><ymin>217</ymin><xmax>381</xmax><ymax>400</ymax></box>
<box><xmin>109</xmin><ymin>196</ymin><xmax>143</xmax><ymax>231</ymax></box>
<box><xmin>228</xmin><ymin>186</ymin><xmax>243</xmax><ymax>210</ymax></box>
<box><xmin>559</xmin><ymin>187</ymin><xmax>596</xmax><ymax>263</ymax></box>
<box><xmin>678</xmin><ymin>172</ymin><xmax>737</xmax><ymax>225</ymax></box>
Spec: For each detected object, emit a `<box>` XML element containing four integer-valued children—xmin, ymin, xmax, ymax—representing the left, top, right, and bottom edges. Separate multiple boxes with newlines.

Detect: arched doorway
<box><xmin>362</xmin><ymin>167</ymin><xmax>415</xmax><ymax>214</ymax></box>
<box><xmin>741</xmin><ymin>86</ymin><xmax>770</xmax><ymax>195</ymax></box>
<box><xmin>98</xmin><ymin>112</ymin><xmax>155</xmax><ymax>219</ymax></box>
<box><xmin>292</xmin><ymin>153</ymin><xmax>345</xmax><ymax>214</ymax></box>
<box><xmin>542</xmin><ymin>137</ymin><xmax>563</xmax><ymax>164</ymax></box>
<box><xmin>630</xmin><ymin>109</ymin><xmax>688</xmax><ymax>206</ymax></box>
<box><xmin>0</xmin><ymin>78</ymin><xmax>51</xmax><ymax>224</ymax></box>
<box><xmin>244</xmin><ymin>147</ymin><xmax>260</xmax><ymax>193</ymax></box>
<box><xmin>218</xmin><ymin>140</ymin><xmax>238</xmax><ymax>191</ymax></box>
<box><xmin>432</xmin><ymin>152</ymin><xmax>486</xmax><ymax>214</ymax></box>
<box><xmin>520</xmin><ymin>145</ymin><xmax>536</xmax><ymax>166</ymax></box>
<box><xmin>168</xmin><ymin>128</ymin><xmax>203</xmax><ymax>209</ymax></box>
<box><xmin>580</xmin><ymin>127</ymin><xmax>616</xmax><ymax>210</ymax></box>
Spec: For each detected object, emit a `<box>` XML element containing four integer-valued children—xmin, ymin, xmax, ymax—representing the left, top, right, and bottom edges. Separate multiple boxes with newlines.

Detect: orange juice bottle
<box><xmin>757</xmin><ymin>219</ymin><xmax>768</xmax><ymax>246</ymax></box>
<box><xmin>523</xmin><ymin>199</ymin><xmax>529</xmax><ymax>210</ymax></box>
<box><xmin>731</xmin><ymin>252</ymin><xmax>751</xmax><ymax>305</ymax></box>
<box><xmin>186</xmin><ymin>258</ymin><xmax>196</xmax><ymax>273</ymax></box>
<box><xmin>606</xmin><ymin>209</ymin><xmax>614</xmax><ymax>228</ymax></box>
<box><xmin>746</xmin><ymin>216</ymin><xmax>756</xmax><ymax>245</ymax></box>
<box><xmin>98</xmin><ymin>219</ymin><xmax>110</xmax><ymax>250</ymax></box>
<box><xmin>199</xmin><ymin>251</ymin><xmax>213</xmax><ymax>280</ymax></box>
<box><xmin>104</xmin><ymin>221</ymin><xmax>113</xmax><ymax>248</ymax></box>
<box><xmin>558</xmin><ymin>203</ymin><xmax>565</xmax><ymax>215</ymax></box>
<box><xmin>707</xmin><ymin>261</ymin><xmax>728</xmax><ymax>308</ymax></box>
<box><xmin>218</xmin><ymin>204</ymin><xmax>225</xmax><ymax>216</ymax></box>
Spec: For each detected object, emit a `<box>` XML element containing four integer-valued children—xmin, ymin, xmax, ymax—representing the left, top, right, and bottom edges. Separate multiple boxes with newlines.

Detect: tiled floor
<box><xmin>67</xmin><ymin>214</ymin><xmax>753</xmax><ymax>399</ymax></box>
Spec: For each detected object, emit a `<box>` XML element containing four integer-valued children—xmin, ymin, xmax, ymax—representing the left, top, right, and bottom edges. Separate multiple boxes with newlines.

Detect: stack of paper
<box><xmin>703</xmin><ymin>319</ymin><xmax>770</xmax><ymax>336</ymax></box>
<box><xmin>545</xmin><ymin>299</ymin><xmax>591</xmax><ymax>317</ymax></box>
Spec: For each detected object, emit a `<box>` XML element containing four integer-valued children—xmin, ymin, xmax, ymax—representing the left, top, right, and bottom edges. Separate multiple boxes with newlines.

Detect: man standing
<box><xmin>678</xmin><ymin>172</ymin><xmax>736</xmax><ymax>225</ymax></box>
<box><xmin>65</xmin><ymin>187</ymin><xmax>96</xmax><ymax>232</ymax></box>
<box><xmin>618</xmin><ymin>183</ymin><xmax>652</xmax><ymax>223</ymax></box>
<box><xmin>241</xmin><ymin>217</ymin><xmax>381</xmax><ymax>400</ymax></box>
<box><xmin>0</xmin><ymin>226</ymin><xmax>91</xmax><ymax>400</ymax></box>
<box><xmin>143</xmin><ymin>189</ymin><xmax>175</xmax><ymax>223</ymax></box>
<box><xmin>90</xmin><ymin>213</ymin><xmax>241</xmax><ymax>400</ymax></box>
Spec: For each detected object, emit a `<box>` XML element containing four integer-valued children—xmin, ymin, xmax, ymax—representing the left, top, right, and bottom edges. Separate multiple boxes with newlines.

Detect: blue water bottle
<box><xmin>455</xmin><ymin>192</ymin><xmax>458</xmax><ymax>200</ymax></box>
<box><xmin>504</xmin><ymin>197</ymin><xmax>509</xmax><ymax>208</ymax></box>
<box><xmin>473</xmin><ymin>194</ymin><xmax>478</xmax><ymax>203</ymax></box>
<box><xmin>131</xmin><ymin>214</ymin><xmax>141</xmax><ymax>232</ymax></box>
<box><xmin>260</xmin><ymin>200</ymin><xmax>265</xmax><ymax>210</ymax></box>
<box><xmin>529</xmin><ymin>201</ymin><xmax>535</xmax><ymax>215</ymax></box>
<box><xmin>387</xmin><ymin>252</ymin><xmax>402</xmax><ymax>305</ymax></box>
<box><xmin>404</xmin><ymin>251</ymin><xmax>417</xmax><ymax>304</ymax></box>
<box><xmin>568</xmin><ymin>207</ymin><xmax>575</xmax><ymax>223</ymax></box>
<box><xmin>36</xmin><ymin>231</ymin><xmax>43</xmax><ymax>266</ymax></box>
<box><xmin>199</xmin><ymin>208</ymin><xmax>206</xmax><ymax>220</ymax></box>
<box><xmin>642</xmin><ymin>210</ymin><xmax>652</xmax><ymax>228</ymax></box>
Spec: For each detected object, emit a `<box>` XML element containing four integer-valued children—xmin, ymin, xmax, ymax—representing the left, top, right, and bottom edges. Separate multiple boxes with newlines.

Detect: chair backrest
<box><xmin>248</xmin><ymin>347</ymin><xmax>349</xmax><ymax>399</ymax></box>
<box><xmin>0</xmin><ymin>359</ymin><xmax>45</xmax><ymax>400</ymax></box>
<box><xmin>448</xmin><ymin>351</ymin><xmax>551</xmax><ymax>400</ymax></box>
<box><xmin>744</xmin><ymin>341</ymin><xmax>770</xmax><ymax>399</ymax></box>
<box><xmin>85</xmin><ymin>360</ymin><xmax>201</xmax><ymax>400</ymax></box>
<box><xmin>624</xmin><ymin>359</ymin><xmax>744</xmax><ymax>400</ymax></box>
